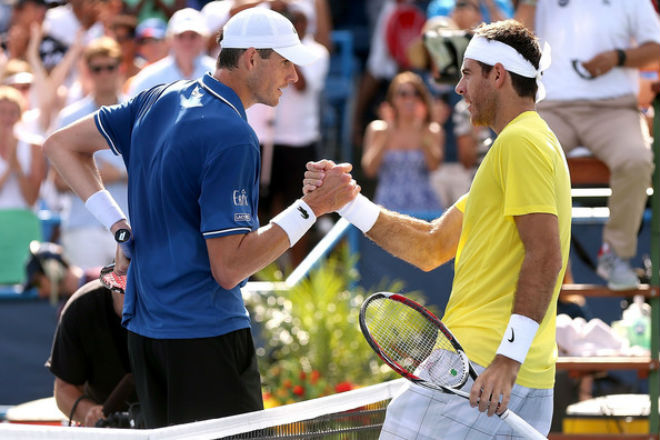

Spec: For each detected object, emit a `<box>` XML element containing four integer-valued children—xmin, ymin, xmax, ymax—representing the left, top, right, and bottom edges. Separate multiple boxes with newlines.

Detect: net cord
<box><xmin>0</xmin><ymin>379</ymin><xmax>407</xmax><ymax>440</ymax></box>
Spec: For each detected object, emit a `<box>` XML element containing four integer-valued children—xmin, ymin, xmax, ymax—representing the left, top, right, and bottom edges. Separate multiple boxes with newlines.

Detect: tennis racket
<box><xmin>359</xmin><ymin>292</ymin><xmax>547</xmax><ymax>440</ymax></box>
<box><xmin>100</xmin><ymin>263</ymin><xmax>127</xmax><ymax>294</ymax></box>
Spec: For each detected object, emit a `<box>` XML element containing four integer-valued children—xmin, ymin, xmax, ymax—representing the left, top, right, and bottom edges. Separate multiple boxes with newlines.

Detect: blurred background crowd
<box><xmin>1</xmin><ymin>0</ymin><xmax>657</xmax><ymax>279</ymax></box>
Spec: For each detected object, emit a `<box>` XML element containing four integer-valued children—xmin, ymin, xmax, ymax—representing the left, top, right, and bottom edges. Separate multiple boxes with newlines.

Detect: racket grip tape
<box><xmin>500</xmin><ymin>409</ymin><xmax>547</xmax><ymax>440</ymax></box>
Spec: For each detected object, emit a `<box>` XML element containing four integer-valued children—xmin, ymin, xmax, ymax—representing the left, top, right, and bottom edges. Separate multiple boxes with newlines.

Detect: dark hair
<box><xmin>215</xmin><ymin>31</ymin><xmax>274</xmax><ymax>69</ymax></box>
<box><xmin>474</xmin><ymin>20</ymin><xmax>541</xmax><ymax>99</ymax></box>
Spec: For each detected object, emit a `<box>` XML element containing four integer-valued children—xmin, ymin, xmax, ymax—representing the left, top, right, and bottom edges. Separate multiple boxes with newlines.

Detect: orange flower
<box><xmin>310</xmin><ymin>370</ymin><xmax>320</xmax><ymax>384</ymax></box>
<box><xmin>283</xmin><ymin>379</ymin><xmax>292</xmax><ymax>388</ymax></box>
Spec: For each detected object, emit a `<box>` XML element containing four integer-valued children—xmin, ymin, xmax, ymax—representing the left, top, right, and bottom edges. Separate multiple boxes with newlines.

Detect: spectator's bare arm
<box><xmin>313</xmin><ymin>0</ymin><xmax>333</xmax><ymax>51</ymax></box>
<box><xmin>513</xmin><ymin>3</ymin><xmax>535</xmax><ymax>32</ymax></box>
<box><xmin>583</xmin><ymin>42</ymin><xmax>660</xmax><ymax>78</ymax></box>
<box><xmin>25</xmin><ymin>23</ymin><xmax>53</xmax><ymax>131</ymax></box>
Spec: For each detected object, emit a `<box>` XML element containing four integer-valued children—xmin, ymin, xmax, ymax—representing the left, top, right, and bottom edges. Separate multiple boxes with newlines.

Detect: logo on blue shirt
<box><xmin>234</xmin><ymin>213</ymin><xmax>251</xmax><ymax>222</ymax></box>
<box><xmin>233</xmin><ymin>189</ymin><xmax>248</xmax><ymax>206</ymax></box>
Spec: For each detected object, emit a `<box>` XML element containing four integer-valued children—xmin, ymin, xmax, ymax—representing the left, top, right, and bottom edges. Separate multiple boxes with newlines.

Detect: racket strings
<box><xmin>364</xmin><ymin>298</ymin><xmax>467</xmax><ymax>388</ymax></box>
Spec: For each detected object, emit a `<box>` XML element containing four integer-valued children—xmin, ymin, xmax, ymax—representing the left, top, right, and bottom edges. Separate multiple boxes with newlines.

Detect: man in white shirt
<box><xmin>128</xmin><ymin>8</ymin><xmax>216</xmax><ymax>96</ymax></box>
<box><xmin>526</xmin><ymin>0</ymin><xmax>660</xmax><ymax>290</ymax></box>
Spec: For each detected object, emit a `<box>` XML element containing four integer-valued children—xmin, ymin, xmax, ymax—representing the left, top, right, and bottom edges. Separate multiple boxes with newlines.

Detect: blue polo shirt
<box><xmin>94</xmin><ymin>73</ymin><xmax>259</xmax><ymax>339</ymax></box>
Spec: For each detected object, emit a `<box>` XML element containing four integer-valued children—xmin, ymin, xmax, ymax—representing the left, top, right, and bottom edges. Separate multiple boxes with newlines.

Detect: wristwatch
<box><xmin>114</xmin><ymin>228</ymin><xmax>132</xmax><ymax>243</ymax></box>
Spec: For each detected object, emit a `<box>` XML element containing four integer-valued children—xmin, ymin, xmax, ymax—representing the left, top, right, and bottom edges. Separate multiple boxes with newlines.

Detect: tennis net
<box><xmin>0</xmin><ymin>379</ymin><xmax>405</xmax><ymax>439</ymax></box>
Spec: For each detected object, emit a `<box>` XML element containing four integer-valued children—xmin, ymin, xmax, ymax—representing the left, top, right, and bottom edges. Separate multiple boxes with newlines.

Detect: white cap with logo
<box><xmin>221</xmin><ymin>8</ymin><xmax>320</xmax><ymax>66</ymax></box>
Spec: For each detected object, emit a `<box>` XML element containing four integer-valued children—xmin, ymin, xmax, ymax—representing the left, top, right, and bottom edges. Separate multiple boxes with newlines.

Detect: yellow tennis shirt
<box><xmin>442</xmin><ymin>111</ymin><xmax>571</xmax><ymax>389</ymax></box>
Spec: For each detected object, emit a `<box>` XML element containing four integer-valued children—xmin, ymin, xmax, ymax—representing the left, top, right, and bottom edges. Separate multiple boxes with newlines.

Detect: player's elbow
<box><xmin>210</xmin><ymin>265</ymin><xmax>243</xmax><ymax>290</ymax></box>
<box><xmin>42</xmin><ymin>132</ymin><xmax>61</xmax><ymax>161</ymax></box>
<box><xmin>42</xmin><ymin>130</ymin><xmax>70</xmax><ymax>164</ymax></box>
<box><xmin>418</xmin><ymin>260</ymin><xmax>439</xmax><ymax>272</ymax></box>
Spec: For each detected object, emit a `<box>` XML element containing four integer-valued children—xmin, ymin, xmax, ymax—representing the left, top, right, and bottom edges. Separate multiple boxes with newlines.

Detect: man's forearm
<box><xmin>54</xmin><ymin>377</ymin><xmax>95</xmax><ymax>424</ymax></box>
<box><xmin>366</xmin><ymin>206</ymin><xmax>462</xmax><ymax>272</ymax></box>
<box><xmin>513</xmin><ymin>245</ymin><xmax>562</xmax><ymax>323</ymax></box>
<box><xmin>43</xmin><ymin>132</ymin><xmax>104</xmax><ymax>202</ymax></box>
<box><xmin>624</xmin><ymin>42</ymin><xmax>660</xmax><ymax>70</ymax></box>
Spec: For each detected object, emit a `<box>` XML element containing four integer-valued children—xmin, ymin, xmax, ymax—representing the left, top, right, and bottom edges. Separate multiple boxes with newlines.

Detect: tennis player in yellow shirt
<box><xmin>304</xmin><ymin>19</ymin><xmax>570</xmax><ymax>439</ymax></box>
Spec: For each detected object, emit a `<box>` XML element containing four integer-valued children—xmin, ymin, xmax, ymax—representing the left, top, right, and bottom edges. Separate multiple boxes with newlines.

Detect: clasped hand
<box><xmin>301</xmin><ymin>160</ymin><xmax>359</xmax><ymax>215</ymax></box>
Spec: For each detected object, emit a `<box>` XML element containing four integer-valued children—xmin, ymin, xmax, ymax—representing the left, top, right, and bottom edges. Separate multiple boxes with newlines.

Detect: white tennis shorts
<box><xmin>379</xmin><ymin>364</ymin><xmax>553</xmax><ymax>440</ymax></box>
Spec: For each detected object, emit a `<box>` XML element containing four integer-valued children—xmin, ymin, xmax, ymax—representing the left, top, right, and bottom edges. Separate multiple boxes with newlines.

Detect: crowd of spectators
<box><xmin>0</xmin><ymin>0</ymin><xmax>656</xmax><ymax>297</ymax></box>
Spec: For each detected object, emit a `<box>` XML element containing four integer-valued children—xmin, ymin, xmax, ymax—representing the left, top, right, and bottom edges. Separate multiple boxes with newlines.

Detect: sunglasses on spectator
<box><xmin>89</xmin><ymin>63</ymin><xmax>119</xmax><ymax>74</ymax></box>
<box><xmin>396</xmin><ymin>89</ymin><xmax>422</xmax><ymax>99</ymax></box>
<box><xmin>10</xmin><ymin>83</ymin><xmax>31</xmax><ymax>92</ymax></box>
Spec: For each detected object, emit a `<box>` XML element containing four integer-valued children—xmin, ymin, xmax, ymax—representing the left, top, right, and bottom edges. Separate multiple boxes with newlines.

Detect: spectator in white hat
<box><xmin>128</xmin><ymin>8</ymin><xmax>215</xmax><ymax>96</ymax></box>
<box><xmin>201</xmin><ymin>0</ymin><xmax>234</xmax><ymax>58</ymax></box>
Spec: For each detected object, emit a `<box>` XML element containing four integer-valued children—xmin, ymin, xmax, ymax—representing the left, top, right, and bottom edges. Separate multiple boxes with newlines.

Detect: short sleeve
<box><xmin>95</xmin><ymin>85</ymin><xmax>167</xmax><ymax>156</ymax></box>
<box><xmin>95</xmin><ymin>102</ymin><xmax>134</xmax><ymax>156</ymax></box>
<box><xmin>454</xmin><ymin>193</ymin><xmax>469</xmax><ymax>213</ymax></box>
<box><xmin>199</xmin><ymin>143</ymin><xmax>260</xmax><ymax>238</ymax></box>
<box><xmin>499</xmin><ymin>132</ymin><xmax>558</xmax><ymax>217</ymax></box>
<box><xmin>47</xmin><ymin>307</ymin><xmax>87</xmax><ymax>386</ymax></box>
<box><xmin>630</xmin><ymin>0</ymin><xmax>660</xmax><ymax>45</ymax></box>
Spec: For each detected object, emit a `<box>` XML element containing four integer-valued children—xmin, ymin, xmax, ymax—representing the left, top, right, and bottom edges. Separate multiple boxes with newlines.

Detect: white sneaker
<box><xmin>597</xmin><ymin>243</ymin><xmax>640</xmax><ymax>291</ymax></box>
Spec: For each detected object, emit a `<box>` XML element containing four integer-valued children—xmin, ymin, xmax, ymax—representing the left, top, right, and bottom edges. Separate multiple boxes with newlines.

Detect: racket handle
<box><xmin>500</xmin><ymin>409</ymin><xmax>547</xmax><ymax>440</ymax></box>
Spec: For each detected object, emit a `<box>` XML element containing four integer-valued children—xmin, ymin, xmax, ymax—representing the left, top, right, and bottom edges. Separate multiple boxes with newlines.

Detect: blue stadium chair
<box><xmin>322</xmin><ymin>30</ymin><xmax>357</xmax><ymax>163</ymax></box>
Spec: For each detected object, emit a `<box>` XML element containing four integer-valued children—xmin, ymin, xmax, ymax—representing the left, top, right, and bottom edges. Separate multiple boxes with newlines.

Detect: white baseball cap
<box><xmin>221</xmin><ymin>7</ymin><xmax>320</xmax><ymax>66</ymax></box>
<box><xmin>167</xmin><ymin>8</ymin><xmax>209</xmax><ymax>37</ymax></box>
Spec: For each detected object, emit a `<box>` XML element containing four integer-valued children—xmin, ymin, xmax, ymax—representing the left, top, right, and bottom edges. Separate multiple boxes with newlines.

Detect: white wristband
<box><xmin>84</xmin><ymin>189</ymin><xmax>127</xmax><ymax>230</ymax></box>
<box><xmin>337</xmin><ymin>194</ymin><xmax>380</xmax><ymax>233</ymax></box>
<box><xmin>495</xmin><ymin>314</ymin><xmax>539</xmax><ymax>364</ymax></box>
<box><xmin>271</xmin><ymin>199</ymin><xmax>317</xmax><ymax>247</ymax></box>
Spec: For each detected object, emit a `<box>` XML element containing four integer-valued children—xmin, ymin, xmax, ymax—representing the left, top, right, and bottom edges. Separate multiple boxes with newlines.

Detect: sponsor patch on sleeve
<box><xmin>234</xmin><ymin>212</ymin><xmax>252</xmax><ymax>222</ymax></box>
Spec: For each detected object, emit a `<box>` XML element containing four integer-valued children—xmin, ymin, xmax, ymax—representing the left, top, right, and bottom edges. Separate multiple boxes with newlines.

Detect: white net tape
<box><xmin>0</xmin><ymin>379</ymin><xmax>406</xmax><ymax>439</ymax></box>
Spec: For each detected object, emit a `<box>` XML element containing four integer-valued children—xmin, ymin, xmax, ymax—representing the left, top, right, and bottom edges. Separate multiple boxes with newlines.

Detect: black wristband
<box><xmin>616</xmin><ymin>49</ymin><xmax>626</xmax><ymax>67</ymax></box>
<box><xmin>69</xmin><ymin>394</ymin><xmax>91</xmax><ymax>426</ymax></box>
<box><xmin>114</xmin><ymin>228</ymin><xmax>131</xmax><ymax>243</ymax></box>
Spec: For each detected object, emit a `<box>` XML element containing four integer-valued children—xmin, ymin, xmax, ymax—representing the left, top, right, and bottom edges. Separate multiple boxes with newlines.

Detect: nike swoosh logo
<box><xmin>507</xmin><ymin>328</ymin><xmax>515</xmax><ymax>343</ymax></box>
<box><xmin>297</xmin><ymin>206</ymin><xmax>309</xmax><ymax>219</ymax></box>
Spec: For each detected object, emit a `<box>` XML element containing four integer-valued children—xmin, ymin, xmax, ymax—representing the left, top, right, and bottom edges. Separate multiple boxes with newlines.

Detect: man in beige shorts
<box><xmin>521</xmin><ymin>0</ymin><xmax>660</xmax><ymax>290</ymax></box>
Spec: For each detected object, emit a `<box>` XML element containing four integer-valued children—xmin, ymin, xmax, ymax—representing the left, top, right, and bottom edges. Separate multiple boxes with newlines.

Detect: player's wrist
<box><xmin>85</xmin><ymin>189</ymin><xmax>127</xmax><ymax>231</ymax></box>
<box><xmin>271</xmin><ymin>199</ymin><xmax>316</xmax><ymax>247</ymax></box>
<box><xmin>337</xmin><ymin>194</ymin><xmax>380</xmax><ymax>234</ymax></box>
<box><xmin>495</xmin><ymin>314</ymin><xmax>539</xmax><ymax>364</ymax></box>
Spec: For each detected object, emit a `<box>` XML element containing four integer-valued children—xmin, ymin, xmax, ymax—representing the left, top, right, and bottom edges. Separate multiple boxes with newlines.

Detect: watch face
<box><xmin>115</xmin><ymin>229</ymin><xmax>131</xmax><ymax>243</ymax></box>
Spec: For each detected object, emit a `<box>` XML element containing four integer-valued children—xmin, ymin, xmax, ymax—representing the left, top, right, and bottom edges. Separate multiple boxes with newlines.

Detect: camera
<box><xmin>424</xmin><ymin>28</ymin><xmax>472</xmax><ymax>85</ymax></box>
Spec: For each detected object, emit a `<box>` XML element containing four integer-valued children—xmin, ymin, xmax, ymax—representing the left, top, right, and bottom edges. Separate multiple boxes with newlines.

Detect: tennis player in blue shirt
<box><xmin>43</xmin><ymin>8</ymin><xmax>359</xmax><ymax>428</ymax></box>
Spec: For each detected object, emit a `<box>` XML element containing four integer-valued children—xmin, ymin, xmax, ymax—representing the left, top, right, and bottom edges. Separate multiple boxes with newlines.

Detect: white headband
<box><xmin>464</xmin><ymin>36</ymin><xmax>551</xmax><ymax>102</ymax></box>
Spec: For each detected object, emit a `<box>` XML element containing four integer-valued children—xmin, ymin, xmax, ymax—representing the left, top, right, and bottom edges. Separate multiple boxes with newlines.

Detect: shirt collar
<box><xmin>199</xmin><ymin>72</ymin><xmax>247</xmax><ymax>120</ymax></box>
